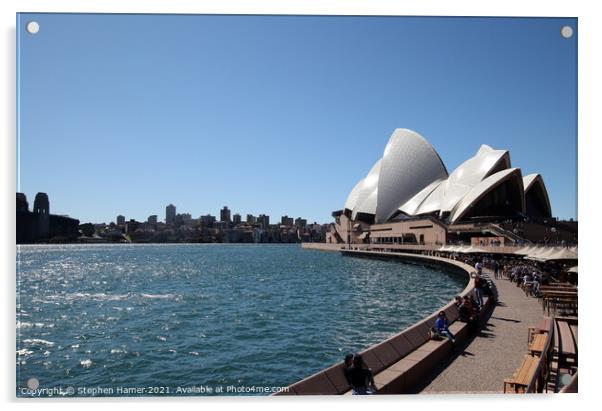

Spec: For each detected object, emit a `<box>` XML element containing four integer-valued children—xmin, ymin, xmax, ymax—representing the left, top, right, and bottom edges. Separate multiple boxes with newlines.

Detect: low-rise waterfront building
<box><xmin>257</xmin><ymin>214</ymin><xmax>270</xmax><ymax>229</ymax></box>
<box><xmin>125</xmin><ymin>219</ymin><xmax>139</xmax><ymax>235</ymax></box>
<box><xmin>294</xmin><ymin>217</ymin><xmax>307</xmax><ymax>228</ymax></box>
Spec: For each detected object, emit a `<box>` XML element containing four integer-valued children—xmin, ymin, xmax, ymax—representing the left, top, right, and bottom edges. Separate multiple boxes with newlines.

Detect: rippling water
<box><xmin>16</xmin><ymin>244</ymin><xmax>465</xmax><ymax>396</ymax></box>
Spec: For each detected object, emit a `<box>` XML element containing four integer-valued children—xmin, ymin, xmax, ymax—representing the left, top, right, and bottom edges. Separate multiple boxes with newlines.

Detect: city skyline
<box><xmin>17</xmin><ymin>190</ymin><xmax>321</xmax><ymax>226</ymax></box>
<box><xmin>17</xmin><ymin>14</ymin><xmax>577</xmax><ymax>224</ymax></box>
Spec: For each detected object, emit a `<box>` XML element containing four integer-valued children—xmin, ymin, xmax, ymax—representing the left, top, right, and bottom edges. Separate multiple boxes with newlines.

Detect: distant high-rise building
<box><xmin>147</xmin><ymin>215</ymin><xmax>158</xmax><ymax>225</ymax></box>
<box><xmin>233</xmin><ymin>213</ymin><xmax>242</xmax><ymax>225</ymax></box>
<box><xmin>220</xmin><ymin>206</ymin><xmax>231</xmax><ymax>223</ymax></box>
<box><xmin>257</xmin><ymin>214</ymin><xmax>270</xmax><ymax>229</ymax></box>
<box><xmin>294</xmin><ymin>217</ymin><xmax>307</xmax><ymax>228</ymax></box>
<box><xmin>281</xmin><ymin>215</ymin><xmax>293</xmax><ymax>226</ymax></box>
<box><xmin>125</xmin><ymin>219</ymin><xmax>139</xmax><ymax>234</ymax></box>
<box><xmin>200</xmin><ymin>214</ymin><xmax>216</xmax><ymax>227</ymax></box>
<box><xmin>179</xmin><ymin>213</ymin><xmax>193</xmax><ymax>226</ymax></box>
<box><xmin>246</xmin><ymin>214</ymin><xmax>256</xmax><ymax>224</ymax></box>
<box><xmin>117</xmin><ymin>215</ymin><xmax>126</xmax><ymax>225</ymax></box>
<box><xmin>166</xmin><ymin>204</ymin><xmax>176</xmax><ymax>226</ymax></box>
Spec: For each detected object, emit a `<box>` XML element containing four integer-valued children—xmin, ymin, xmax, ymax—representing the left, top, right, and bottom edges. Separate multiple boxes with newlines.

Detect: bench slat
<box><xmin>558</xmin><ymin>320</ymin><xmax>576</xmax><ymax>356</ymax></box>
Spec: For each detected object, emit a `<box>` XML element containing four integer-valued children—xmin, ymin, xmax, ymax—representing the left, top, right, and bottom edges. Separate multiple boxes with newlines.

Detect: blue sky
<box><xmin>17</xmin><ymin>14</ymin><xmax>577</xmax><ymax>224</ymax></box>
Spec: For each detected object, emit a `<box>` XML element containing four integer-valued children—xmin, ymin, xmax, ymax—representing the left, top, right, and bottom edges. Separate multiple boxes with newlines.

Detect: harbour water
<box><xmin>16</xmin><ymin>244</ymin><xmax>465</xmax><ymax>396</ymax></box>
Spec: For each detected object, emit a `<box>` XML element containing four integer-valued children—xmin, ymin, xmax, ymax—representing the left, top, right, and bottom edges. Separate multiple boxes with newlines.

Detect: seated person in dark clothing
<box><xmin>343</xmin><ymin>353</ymin><xmax>354</xmax><ymax>385</ymax></box>
<box><xmin>459</xmin><ymin>296</ymin><xmax>479</xmax><ymax>332</ymax></box>
<box><xmin>469</xmin><ymin>294</ymin><xmax>480</xmax><ymax>312</ymax></box>
<box><xmin>348</xmin><ymin>354</ymin><xmax>377</xmax><ymax>395</ymax></box>
<box><xmin>481</xmin><ymin>279</ymin><xmax>496</xmax><ymax>302</ymax></box>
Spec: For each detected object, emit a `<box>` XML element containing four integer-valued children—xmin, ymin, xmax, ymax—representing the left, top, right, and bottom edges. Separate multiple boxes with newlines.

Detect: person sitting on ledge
<box><xmin>348</xmin><ymin>354</ymin><xmax>377</xmax><ymax>395</ymax></box>
<box><xmin>468</xmin><ymin>292</ymin><xmax>480</xmax><ymax>312</ymax></box>
<box><xmin>434</xmin><ymin>311</ymin><xmax>456</xmax><ymax>343</ymax></box>
<box><xmin>343</xmin><ymin>353</ymin><xmax>354</xmax><ymax>386</ymax></box>
<box><xmin>459</xmin><ymin>296</ymin><xmax>479</xmax><ymax>332</ymax></box>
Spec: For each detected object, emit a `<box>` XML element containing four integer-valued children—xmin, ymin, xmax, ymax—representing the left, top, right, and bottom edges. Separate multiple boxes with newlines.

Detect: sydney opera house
<box><xmin>327</xmin><ymin>129</ymin><xmax>563</xmax><ymax>246</ymax></box>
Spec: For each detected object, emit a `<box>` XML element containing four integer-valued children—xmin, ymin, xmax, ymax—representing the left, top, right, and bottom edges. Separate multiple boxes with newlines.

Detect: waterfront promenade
<box><xmin>300</xmin><ymin>243</ymin><xmax>546</xmax><ymax>394</ymax></box>
<box><xmin>420</xmin><ymin>268</ymin><xmax>543</xmax><ymax>394</ymax></box>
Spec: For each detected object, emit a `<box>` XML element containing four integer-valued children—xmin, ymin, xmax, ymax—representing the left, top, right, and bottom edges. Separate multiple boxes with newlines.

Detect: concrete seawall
<box><xmin>301</xmin><ymin>243</ymin><xmax>346</xmax><ymax>252</ymax></box>
<box><xmin>301</xmin><ymin>241</ymin><xmax>525</xmax><ymax>255</ymax></box>
<box><xmin>277</xmin><ymin>247</ymin><xmax>479</xmax><ymax>395</ymax></box>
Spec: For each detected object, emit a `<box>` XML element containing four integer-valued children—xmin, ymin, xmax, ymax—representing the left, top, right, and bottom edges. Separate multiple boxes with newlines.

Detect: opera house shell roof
<box><xmin>344</xmin><ymin>128</ymin><xmax>551</xmax><ymax>225</ymax></box>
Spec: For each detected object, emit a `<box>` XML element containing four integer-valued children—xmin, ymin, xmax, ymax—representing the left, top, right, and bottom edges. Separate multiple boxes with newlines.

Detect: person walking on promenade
<box><xmin>475</xmin><ymin>261</ymin><xmax>483</xmax><ymax>276</ymax></box>
<box><xmin>492</xmin><ymin>259</ymin><xmax>500</xmax><ymax>279</ymax></box>
<box><xmin>348</xmin><ymin>354</ymin><xmax>377</xmax><ymax>395</ymax></box>
<box><xmin>434</xmin><ymin>311</ymin><xmax>456</xmax><ymax>343</ymax></box>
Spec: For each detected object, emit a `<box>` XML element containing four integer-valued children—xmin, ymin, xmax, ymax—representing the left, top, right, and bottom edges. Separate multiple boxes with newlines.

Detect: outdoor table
<box><xmin>542</xmin><ymin>294</ymin><xmax>578</xmax><ymax>316</ymax></box>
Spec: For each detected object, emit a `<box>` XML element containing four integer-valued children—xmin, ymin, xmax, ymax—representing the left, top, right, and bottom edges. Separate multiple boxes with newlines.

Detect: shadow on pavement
<box><xmin>490</xmin><ymin>316</ymin><xmax>521</xmax><ymax>323</ymax></box>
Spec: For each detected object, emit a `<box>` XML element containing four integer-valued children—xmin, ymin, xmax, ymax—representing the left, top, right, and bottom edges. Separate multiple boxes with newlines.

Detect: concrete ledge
<box><xmin>449</xmin><ymin>321</ymin><xmax>470</xmax><ymax>341</ymax></box>
<box><xmin>358</xmin><ymin>350</ymin><xmax>385</xmax><ymax>374</ymax></box>
<box><xmin>324</xmin><ymin>363</ymin><xmax>352</xmax><ymax>394</ymax></box>
<box><xmin>371</xmin><ymin>341</ymin><xmax>403</xmax><ymax>369</ymax></box>
<box><xmin>288</xmin><ymin>372</ymin><xmax>338</xmax><ymax>395</ymax></box>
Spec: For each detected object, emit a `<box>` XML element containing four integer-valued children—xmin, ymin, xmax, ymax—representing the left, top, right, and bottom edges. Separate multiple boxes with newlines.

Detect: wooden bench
<box><xmin>541</xmin><ymin>284</ymin><xmax>575</xmax><ymax>288</ymax></box>
<box><xmin>528</xmin><ymin>334</ymin><xmax>548</xmax><ymax>356</ymax></box>
<box><xmin>557</xmin><ymin>319</ymin><xmax>577</xmax><ymax>366</ymax></box>
<box><xmin>504</xmin><ymin>355</ymin><xmax>540</xmax><ymax>393</ymax></box>
<box><xmin>527</xmin><ymin>317</ymin><xmax>553</xmax><ymax>343</ymax></box>
<box><xmin>539</xmin><ymin>286</ymin><xmax>576</xmax><ymax>293</ymax></box>
<box><xmin>541</xmin><ymin>294</ymin><xmax>577</xmax><ymax>316</ymax></box>
<box><xmin>504</xmin><ymin>316</ymin><xmax>555</xmax><ymax>394</ymax></box>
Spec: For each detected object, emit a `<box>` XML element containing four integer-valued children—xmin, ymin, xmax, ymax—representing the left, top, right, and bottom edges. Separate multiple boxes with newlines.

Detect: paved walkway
<box><xmin>420</xmin><ymin>270</ymin><xmax>544</xmax><ymax>394</ymax></box>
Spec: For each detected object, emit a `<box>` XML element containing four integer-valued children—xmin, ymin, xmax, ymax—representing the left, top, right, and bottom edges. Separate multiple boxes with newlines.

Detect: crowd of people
<box><xmin>508</xmin><ymin>264</ymin><xmax>557</xmax><ymax>296</ymax></box>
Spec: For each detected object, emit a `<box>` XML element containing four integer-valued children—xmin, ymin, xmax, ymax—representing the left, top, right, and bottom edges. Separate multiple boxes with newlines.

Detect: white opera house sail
<box><xmin>340</xmin><ymin>128</ymin><xmax>551</xmax><ymax>226</ymax></box>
